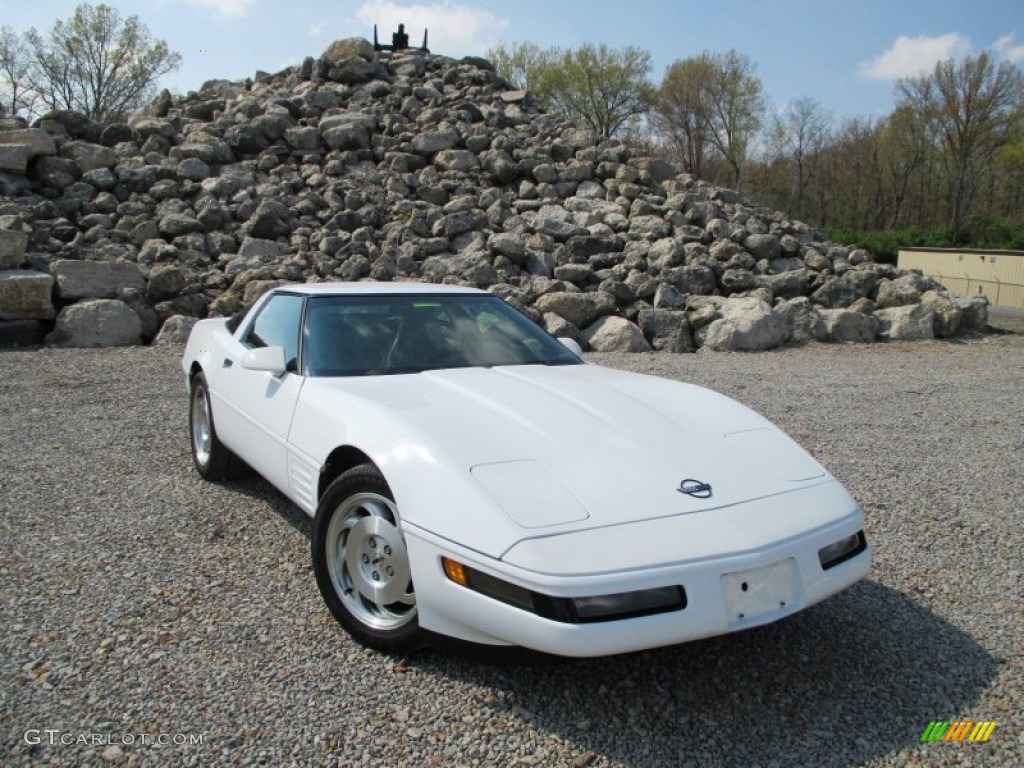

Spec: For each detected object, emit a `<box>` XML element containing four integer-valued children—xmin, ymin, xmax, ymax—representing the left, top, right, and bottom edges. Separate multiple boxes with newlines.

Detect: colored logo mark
<box><xmin>921</xmin><ymin>721</ymin><xmax>997</xmax><ymax>742</ymax></box>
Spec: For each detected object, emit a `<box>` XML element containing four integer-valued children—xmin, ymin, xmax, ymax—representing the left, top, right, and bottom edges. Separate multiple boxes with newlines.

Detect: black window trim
<box><xmin>238</xmin><ymin>290</ymin><xmax>307</xmax><ymax>374</ymax></box>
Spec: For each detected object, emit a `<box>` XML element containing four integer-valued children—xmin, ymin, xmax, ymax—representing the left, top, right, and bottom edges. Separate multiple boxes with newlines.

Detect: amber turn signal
<box><xmin>441</xmin><ymin>557</ymin><xmax>468</xmax><ymax>586</ymax></box>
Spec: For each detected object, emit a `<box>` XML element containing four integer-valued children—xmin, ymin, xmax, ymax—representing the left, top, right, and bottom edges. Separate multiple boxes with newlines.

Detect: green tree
<box><xmin>651</xmin><ymin>56</ymin><xmax>715</xmax><ymax>178</ymax></box>
<box><xmin>486</xmin><ymin>41</ymin><xmax>557</xmax><ymax>92</ymax></box>
<box><xmin>25</xmin><ymin>2</ymin><xmax>181</xmax><ymax>122</ymax></box>
<box><xmin>538</xmin><ymin>43</ymin><xmax>655</xmax><ymax>139</ymax></box>
<box><xmin>653</xmin><ymin>50</ymin><xmax>764</xmax><ymax>190</ymax></box>
<box><xmin>896</xmin><ymin>53</ymin><xmax>1024</xmax><ymax>238</ymax></box>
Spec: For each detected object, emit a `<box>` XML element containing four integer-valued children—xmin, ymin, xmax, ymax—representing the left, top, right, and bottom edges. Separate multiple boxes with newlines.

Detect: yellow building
<box><xmin>897</xmin><ymin>248</ymin><xmax>1024</xmax><ymax>310</ymax></box>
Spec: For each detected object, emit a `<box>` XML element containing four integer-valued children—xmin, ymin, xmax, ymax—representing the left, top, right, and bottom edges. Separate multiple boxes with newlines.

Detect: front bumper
<box><xmin>404</xmin><ymin>508</ymin><xmax>870</xmax><ymax>658</ymax></box>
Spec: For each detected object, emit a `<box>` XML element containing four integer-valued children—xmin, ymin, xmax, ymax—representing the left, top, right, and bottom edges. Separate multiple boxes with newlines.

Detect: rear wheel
<box><xmin>312</xmin><ymin>465</ymin><xmax>422</xmax><ymax>654</ymax></box>
<box><xmin>189</xmin><ymin>372</ymin><xmax>240</xmax><ymax>481</ymax></box>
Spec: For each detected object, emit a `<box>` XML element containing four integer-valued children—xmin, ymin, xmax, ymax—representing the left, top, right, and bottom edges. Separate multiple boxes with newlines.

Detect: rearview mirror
<box><xmin>241</xmin><ymin>346</ymin><xmax>287</xmax><ymax>376</ymax></box>
<box><xmin>558</xmin><ymin>337</ymin><xmax>583</xmax><ymax>356</ymax></box>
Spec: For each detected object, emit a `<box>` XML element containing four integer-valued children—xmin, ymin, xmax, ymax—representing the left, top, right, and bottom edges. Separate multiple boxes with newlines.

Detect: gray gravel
<box><xmin>1</xmin><ymin>336</ymin><xmax>1021</xmax><ymax>767</ymax></box>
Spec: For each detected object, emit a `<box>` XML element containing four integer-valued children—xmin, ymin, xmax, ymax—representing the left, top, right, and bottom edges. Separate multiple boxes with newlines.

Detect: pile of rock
<box><xmin>0</xmin><ymin>37</ymin><xmax>989</xmax><ymax>349</ymax></box>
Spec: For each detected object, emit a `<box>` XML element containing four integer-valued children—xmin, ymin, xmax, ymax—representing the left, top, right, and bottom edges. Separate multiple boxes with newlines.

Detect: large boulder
<box><xmin>0</xmin><ymin>128</ymin><xmax>57</xmax><ymax>156</ymax></box>
<box><xmin>819</xmin><ymin>309</ymin><xmax>879</xmax><ymax>343</ymax></box>
<box><xmin>582</xmin><ymin>316</ymin><xmax>652</xmax><ymax>352</ymax></box>
<box><xmin>875</xmin><ymin>273</ymin><xmax>931</xmax><ymax>308</ymax></box>
<box><xmin>46</xmin><ymin>299</ymin><xmax>142</xmax><ymax>347</ymax></box>
<box><xmin>534</xmin><ymin>291</ymin><xmax>616</xmax><ymax>328</ymax></box>
<box><xmin>701</xmin><ymin>298</ymin><xmax>787</xmax><ymax>352</ymax></box>
<box><xmin>638</xmin><ymin>309</ymin><xmax>695</xmax><ymax>352</ymax></box>
<box><xmin>59</xmin><ymin>141</ymin><xmax>116</xmax><ymax>172</ymax></box>
<box><xmin>953</xmin><ymin>295</ymin><xmax>988</xmax><ymax>331</ymax></box>
<box><xmin>52</xmin><ymin>259</ymin><xmax>145</xmax><ymax>300</ymax></box>
<box><xmin>0</xmin><ymin>270</ymin><xmax>55</xmax><ymax>320</ymax></box>
<box><xmin>322</xmin><ymin>38</ymin><xmax>375</xmax><ymax>62</ymax></box>
<box><xmin>0</xmin><ymin>229</ymin><xmax>28</xmax><ymax>269</ymax></box>
<box><xmin>775</xmin><ymin>297</ymin><xmax>826</xmax><ymax>343</ymax></box>
<box><xmin>152</xmin><ymin>315</ymin><xmax>199</xmax><ymax>345</ymax></box>
<box><xmin>810</xmin><ymin>277</ymin><xmax>861</xmax><ymax>309</ymax></box>
<box><xmin>0</xmin><ymin>145</ymin><xmax>31</xmax><ymax>173</ymax></box>
<box><xmin>920</xmin><ymin>290</ymin><xmax>962</xmax><ymax>337</ymax></box>
<box><xmin>875</xmin><ymin>304</ymin><xmax>935</xmax><ymax>341</ymax></box>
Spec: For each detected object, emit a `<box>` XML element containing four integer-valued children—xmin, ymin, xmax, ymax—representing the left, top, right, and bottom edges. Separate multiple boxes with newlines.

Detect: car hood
<box><xmin>298</xmin><ymin>363</ymin><xmax>838</xmax><ymax>557</ymax></box>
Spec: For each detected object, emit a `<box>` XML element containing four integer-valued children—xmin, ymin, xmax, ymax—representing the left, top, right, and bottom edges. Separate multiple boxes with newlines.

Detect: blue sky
<box><xmin>3</xmin><ymin>0</ymin><xmax>1022</xmax><ymax>122</ymax></box>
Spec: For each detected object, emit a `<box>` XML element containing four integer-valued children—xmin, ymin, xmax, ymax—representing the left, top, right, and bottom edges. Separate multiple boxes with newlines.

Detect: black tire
<box><xmin>189</xmin><ymin>372</ymin><xmax>240</xmax><ymax>481</ymax></box>
<box><xmin>312</xmin><ymin>464</ymin><xmax>423</xmax><ymax>654</ymax></box>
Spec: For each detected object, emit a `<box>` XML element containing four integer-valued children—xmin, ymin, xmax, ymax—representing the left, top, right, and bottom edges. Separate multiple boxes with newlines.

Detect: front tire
<box><xmin>312</xmin><ymin>465</ymin><xmax>422</xmax><ymax>654</ymax></box>
<box><xmin>189</xmin><ymin>372</ymin><xmax>238</xmax><ymax>481</ymax></box>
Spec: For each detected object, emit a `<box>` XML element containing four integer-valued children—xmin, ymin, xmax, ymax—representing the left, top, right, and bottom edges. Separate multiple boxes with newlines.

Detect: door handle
<box><xmin>222</xmin><ymin>358</ymin><xmax>234</xmax><ymax>368</ymax></box>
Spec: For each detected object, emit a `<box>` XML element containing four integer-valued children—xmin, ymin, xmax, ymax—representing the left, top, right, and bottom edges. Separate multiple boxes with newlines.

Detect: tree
<box><xmin>24</xmin><ymin>2</ymin><xmax>181</xmax><ymax>122</ymax></box>
<box><xmin>0</xmin><ymin>25</ymin><xmax>38</xmax><ymax>118</ymax></box>
<box><xmin>538</xmin><ymin>44</ymin><xmax>655</xmax><ymax>139</ymax></box>
<box><xmin>486</xmin><ymin>41</ymin><xmax>557</xmax><ymax>92</ymax></box>
<box><xmin>897</xmin><ymin>53</ymin><xmax>1024</xmax><ymax>238</ymax></box>
<box><xmin>652</xmin><ymin>56</ymin><xmax>715</xmax><ymax>177</ymax></box>
<box><xmin>768</xmin><ymin>97</ymin><xmax>831</xmax><ymax>211</ymax></box>
<box><xmin>652</xmin><ymin>50</ymin><xmax>764</xmax><ymax>190</ymax></box>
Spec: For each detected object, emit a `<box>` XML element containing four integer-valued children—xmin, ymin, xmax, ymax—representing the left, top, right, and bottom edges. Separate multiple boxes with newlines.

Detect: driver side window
<box><xmin>242</xmin><ymin>293</ymin><xmax>303</xmax><ymax>372</ymax></box>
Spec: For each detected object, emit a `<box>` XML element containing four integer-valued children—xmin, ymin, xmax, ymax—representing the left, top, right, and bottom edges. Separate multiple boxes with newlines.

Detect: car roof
<box><xmin>271</xmin><ymin>282</ymin><xmax>489</xmax><ymax>297</ymax></box>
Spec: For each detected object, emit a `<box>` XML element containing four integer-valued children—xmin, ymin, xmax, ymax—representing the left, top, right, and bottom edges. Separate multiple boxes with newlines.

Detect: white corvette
<box><xmin>182</xmin><ymin>282</ymin><xmax>870</xmax><ymax>657</ymax></box>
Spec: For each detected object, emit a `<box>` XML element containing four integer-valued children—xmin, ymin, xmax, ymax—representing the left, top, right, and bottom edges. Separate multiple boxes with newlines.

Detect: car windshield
<box><xmin>302</xmin><ymin>294</ymin><xmax>583</xmax><ymax>376</ymax></box>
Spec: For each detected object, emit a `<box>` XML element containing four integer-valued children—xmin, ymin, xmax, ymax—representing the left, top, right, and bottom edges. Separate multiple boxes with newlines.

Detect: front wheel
<box><xmin>312</xmin><ymin>465</ymin><xmax>423</xmax><ymax>654</ymax></box>
<box><xmin>189</xmin><ymin>372</ymin><xmax>238</xmax><ymax>481</ymax></box>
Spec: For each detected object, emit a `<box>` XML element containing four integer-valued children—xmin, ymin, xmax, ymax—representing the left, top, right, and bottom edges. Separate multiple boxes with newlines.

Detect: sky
<box><xmin>3</xmin><ymin>0</ymin><xmax>1022</xmax><ymax>123</ymax></box>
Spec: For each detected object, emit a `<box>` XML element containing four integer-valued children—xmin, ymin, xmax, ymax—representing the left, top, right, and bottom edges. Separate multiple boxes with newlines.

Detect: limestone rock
<box><xmin>953</xmin><ymin>295</ymin><xmax>988</xmax><ymax>331</ymax></box>
<box><xmin>535</xmin><ymin>291</ymin><xmax>616</xmax><ymax>329</ymax></box>
<box><xmin>638</xmin><ymin>309</ymin><xmax>694</xmax><ymax>352</ymax></box>
<box><xmin>875</xmin><ymin>274</ymin><xmax>930</xmax><ymax>308</ymax></box>
<box><xmin>819</xmin><ymin>309</ymin><xmax>878</xmax><ymax>343</ymax></box>
<box><xmin>153</xmin><ymin>314</ymin><xmax>199</xmax><ymax>345</ymax></box>
<box><xmin>47</xmin><ymin>299</ymin><xmax>142</xmax><ymax>347</ymax></box>
<box><xmin>775</xmin><ymin>297</ymin><xmax>826</xmax><ymax>343</ymax></box>
<box><xmin>701</xmin><ymin>298</ymin><xmax>787</xmax><ymax>352</ymax></box>
<box><xmin>582</xmin><ymin>315</ymin><xmax>652</xmax><ymax>352</ymax></box>
<box><xmin>0</xmin><ymin>270</ymin><xmax>55</xmax><ymax>320</ymax></box>
<box><xmin>322</xmin><ymin>38</ymin><xmax>375</xmax><ymax>62</ymax></box>
<box><xmin>875</xmin><ymin>304</ymin><xmax>935</xmax><ymax>341</ymax></box>
<box><xmin>920</xmin><ymin>290</ymin><xmax>962</xmax><ymax>337</ymax></box>
<box><xmin>0</xmin><ymin>229</ymin><xmax>29</xmax><ymax>269</ymax></box>
<box><xmin>53</xmin><ymin>259</ymin><xmax>145</xmax><ymax>300</ymax></box>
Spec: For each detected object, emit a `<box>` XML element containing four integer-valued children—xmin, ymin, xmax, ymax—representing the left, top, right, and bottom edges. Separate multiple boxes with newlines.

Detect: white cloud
<box><xmin>353</xmin><ymin>0</ymin><xmax>509</xmax><ymax>56</ymax></box>
<box><xmin>994</xmin><ymin>33</ymin><xmax>1024</xmax><ymax>63</ymax></box>
<box><xmin>309</xmin><ymin>21</ymin><xmax>327</xmax><ymax>38</ymax></box>
<box><xmin>860</xmin><ymin>33</ymin><xmax>971</xmax><ymax>79</ymax></box>
<box><xmin>184</xmin><ymin>0</ymin><xmax>256</xmax><ymax>17</ymax></box>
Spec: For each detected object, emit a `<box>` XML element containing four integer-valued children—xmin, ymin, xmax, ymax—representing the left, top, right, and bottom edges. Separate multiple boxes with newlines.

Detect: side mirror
<box><xmin>558</xmin><ymin>337</ymin><xmax>583</xmax><ymax>356</ymax></box>
<box><xmin>241</xmin><ymin>346</ymin><xmax>287</xmax><ymax>376</ymax></box>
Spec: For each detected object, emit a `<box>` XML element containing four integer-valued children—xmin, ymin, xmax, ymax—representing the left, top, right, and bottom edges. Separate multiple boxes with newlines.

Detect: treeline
<box><xmin>489</xmin><ymin>42</ymin><xmax>1024</xmax><ymax>257</ymax></box>
<box><xmin>0</xmin><ymin>3</ymin><xmax>180</xmax><ymax>124</ymax></box>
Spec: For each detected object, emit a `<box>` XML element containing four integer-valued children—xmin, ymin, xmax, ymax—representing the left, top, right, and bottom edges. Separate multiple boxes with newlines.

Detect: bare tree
<box><xmin>897</xmin><ymin>53</ymin><xmax>1024</xmax><ymax>238</ymax></box>
<box><xmin>769</xmin><ymin>97</ymin><xmax>831</xmax><ymax>211</ymax></box>
<box><xmin>652</xmin><ymin>56</ymin><xmax>715</xmax><ymax>177</ymax></box>
<box><xmin>25</xmin><ymin>2</ymin><xmax>181</xmax><ymax>122</ymax></box>
<box><xmin>0</xmin><ymin>25</ymin><xmax>39</xmax><ymax>119</ymax></box>
<box><xmin>653</xmin><ymin>51</ymin><xmax>764</xmax><ymax>190</ymax></box>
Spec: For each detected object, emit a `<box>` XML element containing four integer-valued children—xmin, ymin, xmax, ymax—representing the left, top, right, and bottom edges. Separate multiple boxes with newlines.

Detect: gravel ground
<box><xmin>1</xmin><ymin>335</ymin><xmax>1021</xmax><ymax>768</ymax></box>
